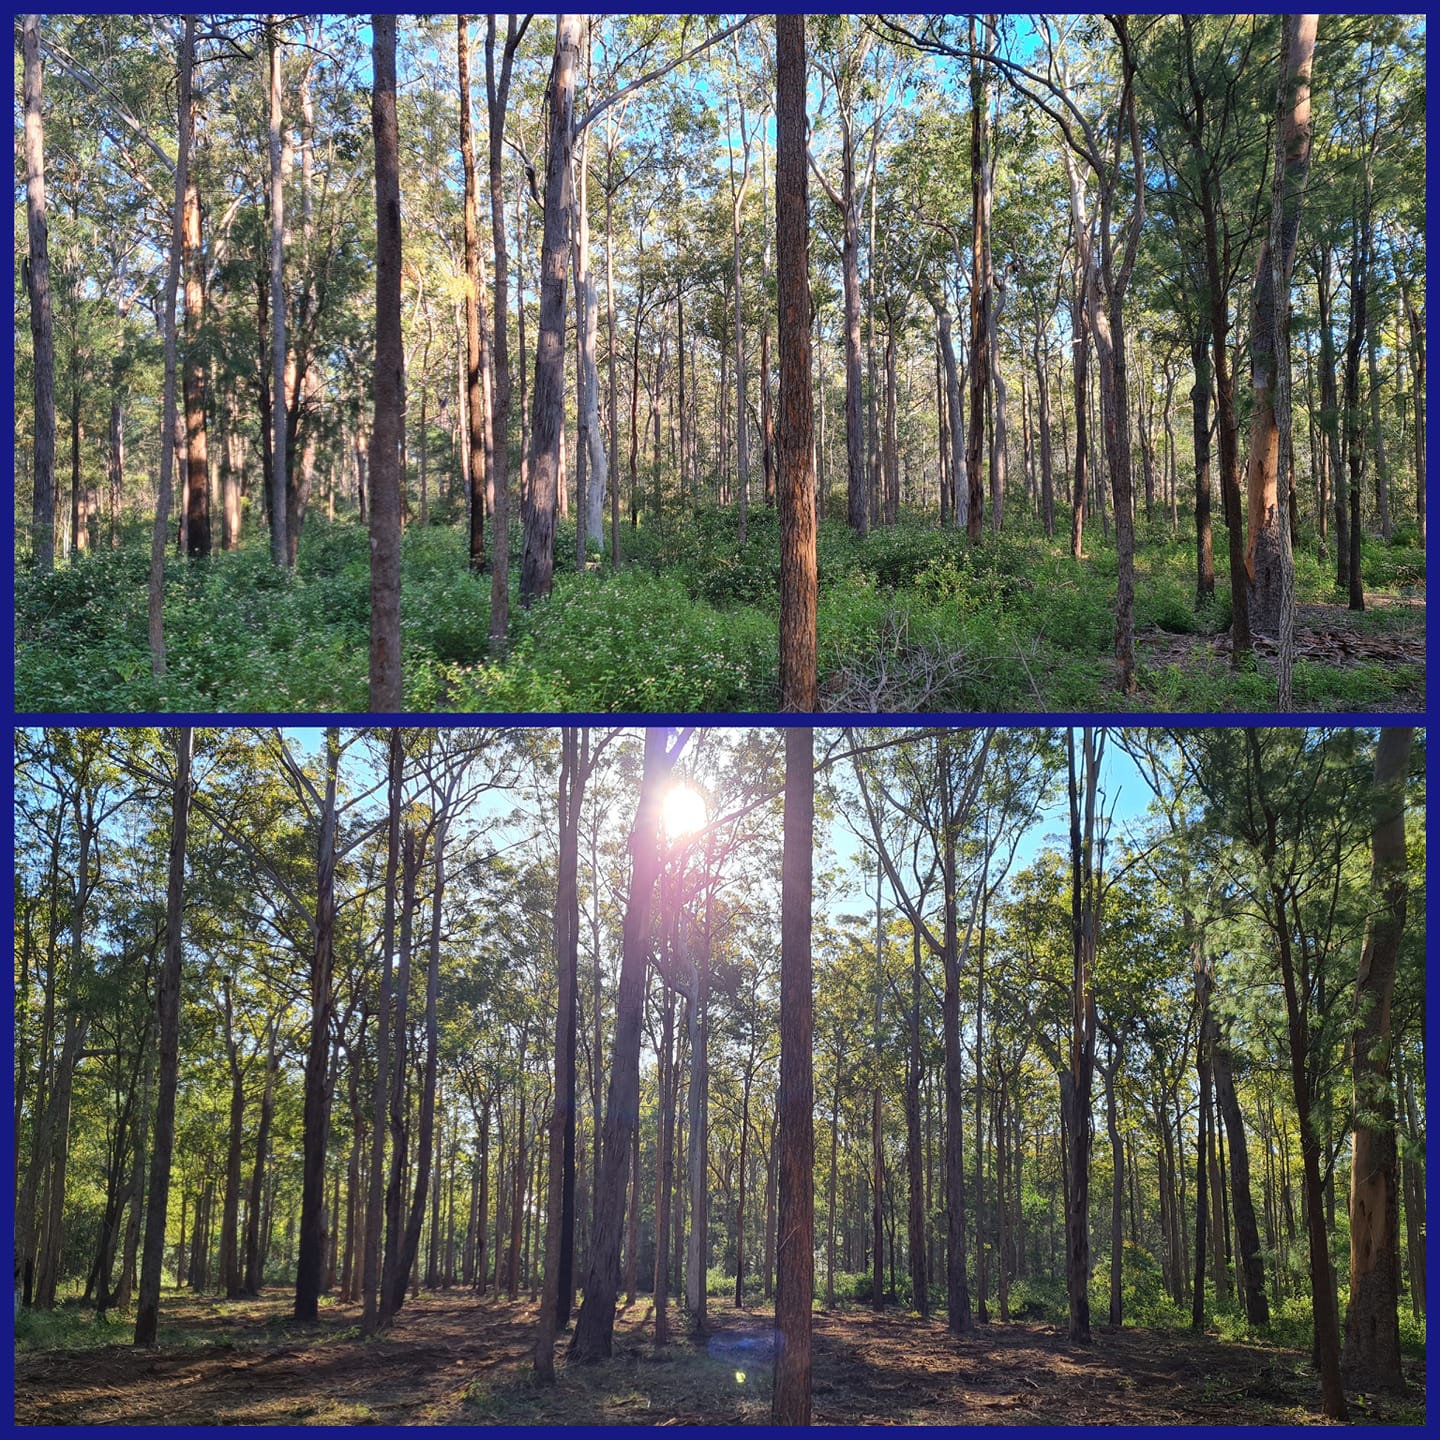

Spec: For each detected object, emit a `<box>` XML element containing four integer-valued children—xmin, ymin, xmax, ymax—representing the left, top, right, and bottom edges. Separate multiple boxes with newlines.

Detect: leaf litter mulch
<box><xmin>1136</xmin><ymin>595</ymin><xmax>1426</xmax><ymax>710</ymax></box>
<box><xmin>13</xmin><ymin>1289</ymin><xmax>1424</xmax><ymax>1426</ymax></box>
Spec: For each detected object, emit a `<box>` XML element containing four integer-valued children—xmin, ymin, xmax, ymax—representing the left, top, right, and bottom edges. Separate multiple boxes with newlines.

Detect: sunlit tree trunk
<box><xmin>22</xmin><ymin>14</ymin><xmax>55</xmax><ymax>571</ymax></box>
<box><xmin>571</xmin><ymin>729</ymin><xmax>675</xmax><ymax>1361</ymax></box>
<box><xmin>776</xmin><ymin>23</ymin><xmax>816</xmax><ymax>716</ymax></box>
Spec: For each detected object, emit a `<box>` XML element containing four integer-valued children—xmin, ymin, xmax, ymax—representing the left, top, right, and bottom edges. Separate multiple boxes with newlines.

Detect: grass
<box><xmin>14</xmin><ymin>506</ymin><xmax>1424</xmax><ymax>713</ymax></box>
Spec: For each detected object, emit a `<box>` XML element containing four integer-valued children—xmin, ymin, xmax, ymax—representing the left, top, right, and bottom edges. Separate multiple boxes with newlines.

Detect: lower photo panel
<box><xmin>10</xmin><ymin>723</ymin><xmax>1426</xmax><ymax>1426</ymax></box>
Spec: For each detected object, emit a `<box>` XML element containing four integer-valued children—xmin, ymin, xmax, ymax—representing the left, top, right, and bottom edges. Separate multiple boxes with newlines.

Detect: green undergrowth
<box><xmin>14</xmin><ymin>508</ymin><xmax>1424</xmax><ymax>713</ymax></box>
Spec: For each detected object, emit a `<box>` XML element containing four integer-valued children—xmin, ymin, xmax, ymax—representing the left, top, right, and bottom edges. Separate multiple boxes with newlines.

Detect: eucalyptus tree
<box><xmin>1341</xmin><ymin>728</ymin><xmax>1415</xmax><ymax>1393</ymax></box>
<box><xmin>369</xmin><ymin>14</ymin><xmax>402</xmax><ymax>709</ymax></box>
<box><xmin>22</xmin><ymin>14</ymin><xmax>56</xmax><ymax>571</ymax></box>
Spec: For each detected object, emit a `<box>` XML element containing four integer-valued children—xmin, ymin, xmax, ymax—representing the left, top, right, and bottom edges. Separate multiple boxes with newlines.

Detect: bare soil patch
<box><xmin>12</xmin><ymin>1290</ymin><xmax>1424</xmax><ymax>1426</ymax></box>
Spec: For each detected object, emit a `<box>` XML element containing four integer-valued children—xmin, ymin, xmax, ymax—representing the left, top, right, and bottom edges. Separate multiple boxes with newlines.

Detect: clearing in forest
<box><xmin>11</xmin><ymin>1290</ymin><xmax>1426</xmax><ymax>1427</ymax></box>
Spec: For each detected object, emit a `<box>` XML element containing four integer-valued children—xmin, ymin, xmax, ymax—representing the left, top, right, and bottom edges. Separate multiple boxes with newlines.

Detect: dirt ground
<box><xmin>1136</xmin><ymin>595</ymin><xmax>1426</xmax><ymax>710</ymax></box>
<box><xmin>12</xmin><ymin>1289</ymin><xmax>1425</xmax><ymax>1426</ymax></box>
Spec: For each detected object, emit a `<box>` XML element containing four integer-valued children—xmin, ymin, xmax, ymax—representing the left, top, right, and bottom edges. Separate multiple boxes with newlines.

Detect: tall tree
<box><xmin>520</xmin><ymin>16</ymin><xmax>581</xmax><ymax>608</ymax></box>
<box><xmin>771</xmin><ymin>716</ymin><xmax>814</xmax><ymax>1425</ymax></box>
<box><xmin>570</xmin><ymin>728</ymin><xmax>685</xmax><ymax>1360</ymax></box>
<box><xmin>147</xmin><ymin>15</ymin><xmax>193</xmax><ymax>678</ymax></box>
<box><xmin>1341</xmin><ymin>726</ymin><xmax>1414</xmax><ymax>1392</ymax></box>
<box><xmin>22</xmin><ymin>13</ymin><xmax>56</xmax><ymax>572</ymax></box>
<box><xmin>181</xmin><ymin>153</ymin><xmax>211</xmax><ymax>557</ymax></box>
<box><xmin>458</xmin><ymin>17</ymin><xmax>488</xmax><ymax>576</ymax></box>
<box><xmin>485</xmin><ymin>15</ymin><xmax>528</xmax><ymax>655</ymax></box>
<box><xmin>369</xmin><ymin>14</ymin><xmax>403</xmax><ymax>710</ymax></box>
<box><xmin>133</xmin><ymin>726</ymin><xmax>193</xmax><ymax>1347</ymax></box>
<box><xmin>1244</xmin><ymin>14</ymin><xmax>1318</xmax><ymax>689</ymax></box>
<box><xmin>266</xmin><ymin>19</ymin><xmax>289</xmax><ymax>569</ymax></box>
<box><xmin>776</xmin><ymin>12</ymin><xmax>817</xmax><ymax>715</ymax></box>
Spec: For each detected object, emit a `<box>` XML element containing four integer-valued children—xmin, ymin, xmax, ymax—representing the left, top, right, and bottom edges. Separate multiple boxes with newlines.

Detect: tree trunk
<box><xmin>1034</xmin><ymin>321</ymin><xmax>1054</xmax><ymax>539</ymax></box>
<box><xmin>267</xmin><ymin>21</ymin><xmax>289</xmax><ymax>569</ymax></box>
<box><xmin>939</xmin><ymin>311</ymin><xmax>968</xmax><ymax>532</ymax></box>
<box><xmin>1069</xmin><ymin>276</ymin><xmax>1088</xmax><ymax>560</ymax></box>
<box><xmin>134</xmin><ymin>727</ymin><xmax>193</xmax><ymax>1347</ymax></box>
<box><xmin>1341</xmin><ymin>727</ymin><xmax>1413</xmax><ymax>1392</ymax></box>
<box><xmin>536</xmin><ymin>729</ymin><xmax>586</xmax><ymax>1379</ymax></box>
<box><xmin>907</xmin><ymin>924</ymin><xmax>928</xmax><ymax>1316</ymax></box>
<box><xmin>1191</xmin><ymin>327</ymin><xmax>1216</xmax><ymax>602</ymax></box>
<box><xmin>839</xmin><ymin>121</ymin><xmax>867</xmax><ymax>537</ymax></box>
<box><xmin>486</xmin><ymin>16</ymin><xmax>521</xmax><ymax>654</ymax></box>
<box><xmin>22</xmin><ymin>14</ymin><xmax>55</xmax><ymax>571</ymax></box>
<box><xmin>1062</xmin><ymin>727</ymin><xmax>1101</xmax><ymax>1343</ymax></box>
<box><xmin>965</xmin><ymin>17</ymin><xmax>990</xmax><ymax>545</ymax></box>
<box><xmin>1244</xmin><ymin>14</ymin><xmax>1316</xmax><ymax>649</ymax></box>
<box><xmin>147</xmin><ymin>17</ymin><xmax>194</xmax><ymax>678</ymax></box>
<box><xmin>771</xmin><ymin>715</ymin><xmax>814</xmax><ymax>1426</ymax></box>
<box><xmin>777</xmin><ymin>17</ymin><xmax>817</xmax><ymax>714</ymax></box>
<box><xmin>1211</xmin><ymin>1022</ymin><xmax>1269</xmax><ymax>1326</ymax></box>
<box><xmin>571</xmin><ymin>729</ymin><xmax>676</xmax><ymax>1361</ymax></box>
<box><xmin>520</xmin><ymin>16</ymin><xmax>580</xmax><ymax>607</ymax></box>
<box><xmin>458</xmin><ymin>17</ymin><xmax>488</xmax><ymax>574</ymax></box>
<box><xmin>243</xmin><ymin>1029</ymin><xmax>278</xmax><ymax>1295</ymax></box>
<box><xmin>369</xmin><ymin>16</ymin><xmax>403</xmax><ymax>709</ymax></box>
<box><xmin>941</xmin><ymin>751</ymin><xmax>972</xmax><ymax>1335</ymax></box>
<box><xmin>295</xmin><ymin>729</ymin><xmax>339</xmax><ymax>1321</ymax></box>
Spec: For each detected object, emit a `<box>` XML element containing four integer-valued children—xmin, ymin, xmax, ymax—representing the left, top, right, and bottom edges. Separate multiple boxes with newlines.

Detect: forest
<box><xmin>11</xmin><ymin>724</ymin><xmax>1426</xmax><ymax>1425</ymax></box>
<box><xmin>13</xmin><ymin>14</ymin><xmax>1427</xmax><ymax>714</ymax></box>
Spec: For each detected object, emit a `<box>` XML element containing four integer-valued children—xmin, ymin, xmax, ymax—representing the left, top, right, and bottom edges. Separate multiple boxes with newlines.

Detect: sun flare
<box><xmin>661</xmin><ymin>782</ymin><xmax>708</xmax><ymax>842</ymax></box>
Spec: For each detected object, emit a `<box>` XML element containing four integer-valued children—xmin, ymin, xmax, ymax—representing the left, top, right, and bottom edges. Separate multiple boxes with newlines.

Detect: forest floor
<box><xmin>13</xmin><ymin>1288</ymin><xmax>1426</xmax><ymax>1426</ymax></box>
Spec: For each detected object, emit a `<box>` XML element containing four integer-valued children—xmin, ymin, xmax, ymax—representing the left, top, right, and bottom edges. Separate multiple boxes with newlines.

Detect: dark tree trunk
<box><xmin>771</xmin><ymin>717</ymin><xmax>814</xmax><ymax>1425</ymax></box>
<box><xmin>369</xmin><ymin>16</ymin><xmax>403</xmax><ymax>708</ymax></box>
<box><xmin>134</xmin><ymin>727</ymin><xmax>193</xmax><ymax>1347</ymax></box>
<box><xmin>1341</xmin><ymin>727</ymin><xmax>1413</xmax><ymax>1393</ymax></box>
<box><xmin>571</xmin><ymin>729</ymin><xmax>676</xmax><ymax>1361</ymax></box>
<box><xmin>243</xmin><ymin>1030</ymin><xmax>278</xmax><ymax>1294</ymax></box>
<box><xmin>295</xmin><ymin>730</ymin><xmax>339</xmax><ymax>1321</ymax></box>
<box><xmin>536</xmin><ymin>729</ymin><xmax>587</xmax><ymax>1379</ymax></box>
<box><xmin>1191</xmin><ymin>327</ymin><xmax>1216</xmax><ymax>602</ymax></box>
<box><xmin>458</xmin><ymin>18</ymin><xmax>488</xmax><ymax>575</ymax></box>
<box><xmin>520</xmin><ymin>16</ymin><xmax>580</xmax><ymax>606</ymax></box>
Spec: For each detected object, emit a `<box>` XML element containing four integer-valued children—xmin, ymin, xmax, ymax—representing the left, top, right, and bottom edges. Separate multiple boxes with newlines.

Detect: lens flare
<box><xmin>661</xmin><ymin>781</ymin><xmax>708</xmax><ymax>841</ymax></box>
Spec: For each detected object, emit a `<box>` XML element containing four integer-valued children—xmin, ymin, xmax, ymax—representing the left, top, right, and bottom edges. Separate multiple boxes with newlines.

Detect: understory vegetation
<box><xmin>15</xmin><ymin>509</ymin><xmax>1425</xmax><ymax>713</ymax></box>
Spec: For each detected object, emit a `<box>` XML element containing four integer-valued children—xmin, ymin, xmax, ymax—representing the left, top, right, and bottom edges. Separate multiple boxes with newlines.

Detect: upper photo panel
<box><xmin>14</xmin><ymin>14</ymin><xmax>1425</xmax><ymax>715</ymax></box>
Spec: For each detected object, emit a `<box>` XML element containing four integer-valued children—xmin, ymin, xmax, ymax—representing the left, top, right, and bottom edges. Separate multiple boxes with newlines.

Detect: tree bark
<box><xmin>776</xmin><ymin>23</ymin><xmax>817</xmax><ymax>715</ymax></box>
<box><xmin>570</xmin><ymin>729</ymin><xmax>677</xmax><ymax>1361</ymax></box>
<box><xmin>147</xmin><ymin>16</ymin><xmax>194</xmax><ymax>678</ymax></box>
<box><xmin>520</xmin><ymin>17</ymin><xmax>580</xmax><ymax>607</ymax></box>
<box><xmin>458</xmin><ymin>17</ymin><xmax>488</xmax><ymax>575</ymax></box>
<box><xmin>486</xmin><ymin>16</ymin><xmax>522</xmax><ymax>654</ymax></box>
<box><xmin>1244</xmin><ymin>14</ymin><xmax>1317</xmax><ymax>650</ymax></box>
<box><xmin>23</xmin><ymin>14</ymin><xmax>56</xmax><ymax>571</ymax></box>
<box><xmin>369</xmin><ymin>15</ymin><xmax>403</xmax><ymax>709</ymax></box>
<box><xmin>267</xmin><ymin>21</ymin><xmax>289</xmax><ymax>569</ymax></box>
<box><xmin>771</xmin><ymin>716</ymin><xmax>814</xmax><ymax>1425</ymax></box>
<box><xmin>134</xmin><ymin>727</ymin><xmax>193</xmax><ymax>1347</ymax></box>
<box><xmin>295</xmin><ymin>729</ymin><xmax>339</xmax><ymax>1321</ymax></box>
<box><xmin>1341</xmin><ymin>727</ymin><xmax>1413</xmax><ymax>1392</ymax></box>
